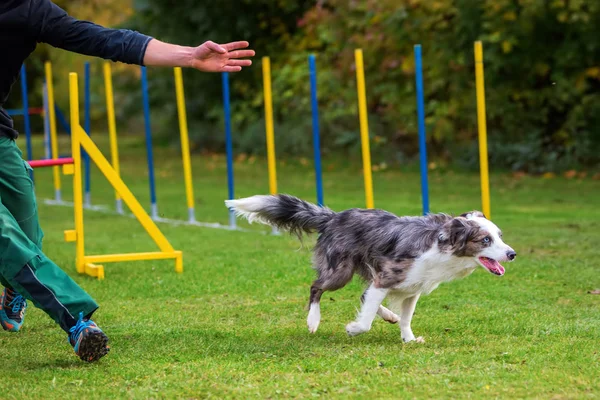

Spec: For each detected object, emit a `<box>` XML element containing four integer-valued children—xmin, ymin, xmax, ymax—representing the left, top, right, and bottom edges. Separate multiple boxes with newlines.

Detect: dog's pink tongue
<box><xmin>480</xmin><ymin>257</ymin><xmax>505</xmax><ymax>276</ymax></box>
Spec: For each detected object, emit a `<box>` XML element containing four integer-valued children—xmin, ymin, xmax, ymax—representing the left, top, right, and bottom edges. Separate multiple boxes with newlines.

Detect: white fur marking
<box><xmin>307</xmin><ymin>303</ymin><xmax>321</xmax><ymax>333</ymax></box>
<box><xmin>402</xmin><ymin>247</ymin><xmax>477</xmax><ymax>294</ymax></box>
<box><xmin>224</xmin><ymin>195</ymin><xmax>275</xmax><ymax>225</ymax></box>
<box><xmin>377</xmin><ymin>305</ymin><xmax>399</xmax><ymax>323</ymax></box>
<box><xmin>345</xmin><ymin>321</ymin><xmax>368</xmax><ymax>336</ymax></box>
<box><xmin>399</xmin><ymin>294</ymin><xmax>420</xmax><ymax>342</ymax></box>
<box><xmin>472</xmin><ymin>217</ymin><xmax>515</xmax><ymax>263</ymax></box>
<box><xmin>346</xmin><ymin>284</ymin><xmax>389</xmax><ymax>336</ymax></box>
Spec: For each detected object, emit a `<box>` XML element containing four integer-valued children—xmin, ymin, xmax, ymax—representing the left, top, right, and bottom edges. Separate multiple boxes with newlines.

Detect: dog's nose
<box><xmin>507</xmin><ymin>250</ymin><xmax>517</xmax><ymax>261</ymax></box>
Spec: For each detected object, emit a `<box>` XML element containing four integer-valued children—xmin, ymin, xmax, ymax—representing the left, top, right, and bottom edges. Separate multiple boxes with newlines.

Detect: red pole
<box><xmin>28</xmin><ymin>157</ymin><xmax>74</xmax><ymax>168</ymax></box>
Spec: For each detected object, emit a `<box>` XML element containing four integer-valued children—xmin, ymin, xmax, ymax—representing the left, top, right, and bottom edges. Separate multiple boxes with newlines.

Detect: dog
<box><xmin>225</xmin><ymin>194</ymin><xmax>516</xmax><ymax>342</ymax></box>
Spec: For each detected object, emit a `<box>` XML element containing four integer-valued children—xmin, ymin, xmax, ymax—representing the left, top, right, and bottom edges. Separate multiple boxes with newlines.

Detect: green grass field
<box><xmin>1</xmin><ymin>134</ymin><xmax>599</xmax><ymax>399</ymax></box>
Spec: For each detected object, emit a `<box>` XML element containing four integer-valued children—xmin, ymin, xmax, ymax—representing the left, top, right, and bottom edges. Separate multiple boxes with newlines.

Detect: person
<box><xmin>0</xmin><ymin>0</ymin><xmax>255</xmax><ymax>362</ymax></box>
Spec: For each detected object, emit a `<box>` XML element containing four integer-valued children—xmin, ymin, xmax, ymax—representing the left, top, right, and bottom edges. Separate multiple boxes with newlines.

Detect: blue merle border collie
<box><xmin>225</xmin><ymin>194</ymin><xmax>516</xmax><ymax>343</ymax></box>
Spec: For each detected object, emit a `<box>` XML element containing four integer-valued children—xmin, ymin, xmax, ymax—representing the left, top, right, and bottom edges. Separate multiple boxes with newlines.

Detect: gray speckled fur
<box><xmin>227</xmin><ymin>194</ymin><xmax>487</xmax><ymax>307</ymax></box>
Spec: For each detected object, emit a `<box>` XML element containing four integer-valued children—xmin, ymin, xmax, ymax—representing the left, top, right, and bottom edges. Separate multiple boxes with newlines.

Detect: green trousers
<box><xmin>0</xmin><ymin>136</ymin><xmax>98</xmax><ymax>332</ymax></box>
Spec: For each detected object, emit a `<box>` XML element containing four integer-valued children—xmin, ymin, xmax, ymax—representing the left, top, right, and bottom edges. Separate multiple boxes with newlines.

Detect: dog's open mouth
<box><xmin>478</xmin><ymin>257</ymin><xmax>505</xmax><ymax>276</ymax></box>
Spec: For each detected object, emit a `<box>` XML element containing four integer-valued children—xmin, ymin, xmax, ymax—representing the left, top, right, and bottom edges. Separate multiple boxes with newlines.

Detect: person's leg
<box><xmin>0</xmin><ymin>137</ymin><xmax>108</xmax><ymax>361</ymax></box>
<box><xmin>0</xmin><ymin>136</ymin><xmax>46</xmax><ymax>331</ymax></box>
<box><xmin>0</xmin><ymin>137</ymin><xmax>98</xmax><ymax>331</ymax></box>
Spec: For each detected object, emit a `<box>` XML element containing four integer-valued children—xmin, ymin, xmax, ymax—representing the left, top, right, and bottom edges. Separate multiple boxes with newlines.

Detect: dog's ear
<box><xmin>440</xmin><ymin>217</ymin><xmax>479</xmax><ymax>256</ymax></box>
<box><xmin>460</xmin><ymin>210</ymin><xmax>487</xmax><ymax>220</ymax></box>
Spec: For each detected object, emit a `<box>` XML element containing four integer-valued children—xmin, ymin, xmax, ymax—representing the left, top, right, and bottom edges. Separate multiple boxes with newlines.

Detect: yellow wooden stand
<box><xmin>64</xmin><ymin>72</ymin><xmax>182</xmax><ymax>280</ymax></box>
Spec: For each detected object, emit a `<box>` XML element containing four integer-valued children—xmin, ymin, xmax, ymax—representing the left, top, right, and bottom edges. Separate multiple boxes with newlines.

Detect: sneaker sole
<box><xmin>0</xmin><ymin>309</ymin><xmax>24</xmax><ymax>332</ymax></box>
<box><xmin>0</xmin><ymin>322</ymin><xmax>22</xmax><ymax>332</ymax></box>
<box><xmin>77</xmin><ymin>330</ymin><xmax>110</xmax><ymax>362</ymax></box>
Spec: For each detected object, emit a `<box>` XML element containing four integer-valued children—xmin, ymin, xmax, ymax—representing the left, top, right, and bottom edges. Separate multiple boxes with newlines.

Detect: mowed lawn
<box><xmin>1</xmin><ymin>134</ymin><xmax>599</xmax><ymax>399</ymax></box>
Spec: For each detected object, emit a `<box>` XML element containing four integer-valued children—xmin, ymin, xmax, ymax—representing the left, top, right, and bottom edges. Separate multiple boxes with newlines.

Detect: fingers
<box><xmin>204</xmin><ymin>40</ymin><xmax>227</xmax><ymax>54</ymax></box>
<box><xmin>227</xmin><ymin>49</ymin><xmax>255</xmax><ymax>59</ymax></box>
<box><xmin>222</xmin><ymin>66</ymin><xmax>243</xmax><ymax>72</ymax></box>
<box><xmin>222</xmin><ymin>41</ymin><xmax>250</xmax><ymax>51</ymax></box>
<box><xmin>227</xmin><ymin>59</ymin><xmax>253</xmax><ymax>67</ymax></box>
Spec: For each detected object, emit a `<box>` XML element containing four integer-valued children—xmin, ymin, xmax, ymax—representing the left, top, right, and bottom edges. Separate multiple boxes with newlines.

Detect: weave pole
<box><xmin>222</xmin><ymin>72</ymin><xmax>236</xmax><ymax>229</ymax></box>
<box><xmin>308</xmin><ymin>54</ymin><xmax>324</xmax><ymax>207</ymax></box>
<box><xmin>141</xmin><ymin>66</ymin><xmax>159</xmax><ymax>220</ymax></box>
<box><xmin>84</xmin><ymin>62</ymin><xmax>92</xmax><ymax>207</ymax></box>
<box><xmin>474</xmin><ymin>41</ymin><xmax>491</xmax><ymax>219</ymax></box>
<box><xmin>354</xmin><ymin>49</ymin><xmax>374</xmax><ymax>209</ymax></box>
<box><xmin>44</xmin><ymin>61</ymin><xmax>62</xmax><ymax>201</ymax></box>
<box><xmin>103</xmin><ymin>62</ymin><xmax>123</xmax><ymax>214</ymax></box>
<box><xmin>262</xmin><ymin>57</ymin><xmax>279</xmax><ymax>234</ymax></box>
<box><xmin>19</xmin><ymin>65</ymin><xmax>33</xmax><ymax>169</ymax></box>
<box><xmin>174</xmin><ymin>67</ymin><xmax>196</xmax><ymax>223</ymax></box>
<box><xmin>414</xmin><ymin>45</ymin><xmax>430</xmax><ymax>215</ymax></box>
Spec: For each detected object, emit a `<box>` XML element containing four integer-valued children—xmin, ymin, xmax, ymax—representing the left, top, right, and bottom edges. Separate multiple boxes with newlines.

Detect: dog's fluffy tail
<box><xmin>225</xmin><ymin>194</ymin><xmax>335</xmax><ymax>237</ymax></box>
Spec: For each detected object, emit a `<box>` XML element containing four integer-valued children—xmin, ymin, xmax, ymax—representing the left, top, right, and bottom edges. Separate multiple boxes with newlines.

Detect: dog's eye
<box><xmin>482</xmin><ymin>236</ymin><xmax>491</xmax><ymax>244</ymax></box>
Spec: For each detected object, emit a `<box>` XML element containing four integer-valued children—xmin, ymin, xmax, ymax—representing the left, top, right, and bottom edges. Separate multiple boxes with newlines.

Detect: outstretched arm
<box><xmin>30</xmin><ymin>0</ymin><xmax>254</xmax><ymax>72</ymax></box>
<box><xmin>143</xmin><ymin>39</ymin><xmax>254</xmax><ymax>72</ymax></box>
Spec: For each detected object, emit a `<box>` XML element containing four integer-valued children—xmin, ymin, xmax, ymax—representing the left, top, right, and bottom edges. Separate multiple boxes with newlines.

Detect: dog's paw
<box><xmin>307</xmin><ymin>319</ymin><xmax>320</xmax><ymax>334</ymax></box>
<box><xmin>345</xmin><ymin>321</ymin><xmax>369</xmax><ymax>337</ymax></box>
<box><xmin>379</xmin><ymin>309</ymin><xmax>399</xmax><ymax>324</ymax></box>
<box><xmin>378</xmin><ymin>305</ymin><xmax>400</xmax><ymax>324</ymax></box>
<box><xmin>307</xmin><ymin>304</ymin><xmax>321</xmax><ymax>334</ymax></box>
<box><xmin>402</xmin><ymin>335</ymin><xmax>425</xmax><ymax>344</ymax></box>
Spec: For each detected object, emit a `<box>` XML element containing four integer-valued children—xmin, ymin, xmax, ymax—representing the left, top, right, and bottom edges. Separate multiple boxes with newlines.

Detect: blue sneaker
<box><xmin>0</xmin><ymin>288</ymin><xmax>27</xmax><ymax>332</ymax></box>
<box><xmin>68</xmin><ymin>312</ymin><xmax>110</xmax><ymax>362</ymax></box>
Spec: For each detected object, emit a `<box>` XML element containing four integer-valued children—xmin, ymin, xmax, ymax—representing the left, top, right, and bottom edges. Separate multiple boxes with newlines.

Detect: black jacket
<box><xmin>0</xmin><ymin>0</ymin><xmax>152</xmax><ymax>139</ymax></box>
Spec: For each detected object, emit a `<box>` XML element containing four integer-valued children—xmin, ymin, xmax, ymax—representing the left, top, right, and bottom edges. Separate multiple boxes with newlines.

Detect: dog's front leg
<box><xmin>361</xmin><ymin>287</ymin><xmax>399</xmax><ymax>324</ymax></box>
<box><xmin>399</xmin><ymin>293</ymin><xmax>424</xmax><ymax>343</ymax></box>
<box><xmin>346</xmin><ymin>283</ymin><xmax>389</xmax><ymax>336</ymax></box>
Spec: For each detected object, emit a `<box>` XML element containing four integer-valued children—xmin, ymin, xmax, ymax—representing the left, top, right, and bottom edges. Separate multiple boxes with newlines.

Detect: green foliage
<box><xmin>12</xmin><ymin>0</ymin><xmax>598</xmax><ymax>172</ymax></box>
<box><xmin>118</xmin><ymin>0</ymin><xmax>312</xmax><ymax>152</ymax></box>
<box><xmin>122</xmin><ymin>0</ymin><xmax>600</xmax><ymax>172</ymax></box>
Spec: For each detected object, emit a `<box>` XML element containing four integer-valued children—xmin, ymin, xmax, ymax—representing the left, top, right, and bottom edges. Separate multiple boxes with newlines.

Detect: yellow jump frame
<box><xmin>64</xmin><ymin>72</ymin><xmax>182</xmax><ymax>280</ymax></box>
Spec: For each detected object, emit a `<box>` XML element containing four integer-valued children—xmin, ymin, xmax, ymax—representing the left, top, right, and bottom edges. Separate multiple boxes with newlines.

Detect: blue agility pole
<box><xmin>20</xmin><ymin>65</ymin><xmax>33</xmax><ymax>178</ymax></box>
<box><xmin>414</xmin><ymin>45</ymin><xmax>430</xmax><ymax>215</ymax></box>
<box><xmin>84</xmin><ymin>62</ymin><xmax>92</xmax><ymax>207</ymax></box>
<box><xmin>308</xmin><ymin>54</ymin><xmax>324</xmax><ymax>207</ymax></box>
<box><xmin>222</xmin><ymin>72</ymin><xmax>236</xmax><ymax>229</ymax></box>
<box><xmin>141</xmin><ymin>66</ymin><xmax>158</xmax><ymax>220</ymax></box>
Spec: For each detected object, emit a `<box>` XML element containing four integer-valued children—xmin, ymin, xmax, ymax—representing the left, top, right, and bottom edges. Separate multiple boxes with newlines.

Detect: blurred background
<box><xmin>8</xmin><ymin>0</ymin><xmax>600</xmax><ymax>175</ymax></box>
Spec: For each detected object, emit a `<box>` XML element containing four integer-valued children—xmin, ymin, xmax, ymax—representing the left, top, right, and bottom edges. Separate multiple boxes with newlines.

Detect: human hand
<box><xmin>190</xmin><ymin>41</ymin><xmax>255</xmax><ymax>73</ymax></box>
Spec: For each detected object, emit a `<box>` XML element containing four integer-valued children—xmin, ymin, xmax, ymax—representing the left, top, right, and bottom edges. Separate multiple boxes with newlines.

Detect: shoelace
<box><xmin>69</xmin><ymin>312</ymin><xmax>94</xmax><ymax>342</ymax></box>
<box><xmin>8</xmin><ymin>294</ymin><xmax>27</xmax><ymax>314</ymax></box>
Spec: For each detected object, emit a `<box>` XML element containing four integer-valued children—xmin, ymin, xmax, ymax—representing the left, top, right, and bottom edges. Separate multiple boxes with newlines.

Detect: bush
<box><xmin>121</xmin><ymin>0</ymin><xmax>600</xmax><ymax>172</ymax></box>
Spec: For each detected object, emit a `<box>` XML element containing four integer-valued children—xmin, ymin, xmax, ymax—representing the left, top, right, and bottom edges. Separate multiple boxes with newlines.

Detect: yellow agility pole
<box><xmin>474</xmin><ymin>41</ymin><xmax>491</xmax><ymax>219</ymax></box>
<box><xmin>68</xmin><ymin>72</ymin><xmax>85</xmax><ymax>274</ymax></box>
<box><xmin>103</xmin><ymin>62</ymin><xmax>123</xmax><ymax>214</ymax></box>
<box><xmin>262</xmin><ymin>57</ymin><xmax>280</xmax><ymax>234</ymax></box>
<box><xmin>354</xmin><ymin>49</ymin><xmax>374</xmax><ymax>209</ymax></box>
<box><xmin>174</xmin><ymin>67</ymin><xmax>196</xmax><ymax>223</ymax></box>
<box><xmin>262</xmin><ymin>57</ymin><xmax>277</xmax><ymax>196</ymax></box>
<box><xmin>44</xmin><ymin>61</ymin><xmax>61</xmax><ymax>202</ymax></box>
<box><xmin>66</xmin><ymin>72</ymin><xmax>183</xmax><ymax>279</ymax></box>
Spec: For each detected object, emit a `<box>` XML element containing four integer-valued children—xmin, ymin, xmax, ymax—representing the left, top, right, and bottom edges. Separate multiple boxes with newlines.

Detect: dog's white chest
<box><xmin>399</xmin><ymin>250</ymin><xmax>477</xmax><ymax>294</ymax></box>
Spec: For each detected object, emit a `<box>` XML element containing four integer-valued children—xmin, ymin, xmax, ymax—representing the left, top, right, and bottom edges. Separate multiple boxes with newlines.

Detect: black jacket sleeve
<box><xmin>28</xmin><ymin>0</ymin><xmax>153</xmax><ymax>65</ymax></box>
